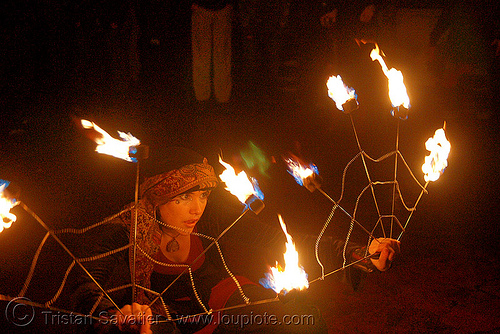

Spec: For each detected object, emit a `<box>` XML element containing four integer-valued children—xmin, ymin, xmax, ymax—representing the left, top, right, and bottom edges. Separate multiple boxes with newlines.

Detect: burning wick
<box><xmin>284</xmin><ymin>155</ymin><xmax>322</xmax><ymax>192</ymax></box>
<box><xmin>81</xmin><ymin>119</ymin><xmax>141</xmax><ymax>162</ymax></box>
<box><xmin>326</xmin><ymin>75</ymin><xmax>358</xmax><ymax>113</ymax></box>
<box><xmin>219</xmin><ymin>157</ymin><xmax>264</xmax><ymax>214</ymax></box>
<box><xmin>397</xmin><ymin>125</ymin><xmax>451</xmax><ymax>241</ymax></box>
<box><xmin>0</xmin><ymin>180</ymin><xmax>19</xmax><ymax>233</ymax></box>
<box><xmin>370</xmin><ymin>44</ymin><xmax>410</xmax><ymax>117</ymax></box>
<box><xmin>260</xmin><ymin>215</ymin><xmax>309</xmax><ymax>295</ymax></box>
<box><xmin>422</xmin><ymin>126</ymin><xmax>451</xmax><ymax>182</ymax></box>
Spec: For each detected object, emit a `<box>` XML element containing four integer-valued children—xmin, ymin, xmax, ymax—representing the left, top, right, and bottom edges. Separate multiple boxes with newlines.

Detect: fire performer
<box><xmin>72</xmin><ymin>147</ymin><xmax>399</xmax><ymax>334</ymax></box>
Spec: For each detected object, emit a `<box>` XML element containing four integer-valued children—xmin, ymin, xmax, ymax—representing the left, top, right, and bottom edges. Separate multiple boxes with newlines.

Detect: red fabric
<box><xmin>194</xmin><ymin>276</ymin><xmax>256</xmax><ymax>334</ymax></box>
<box><xmin>153</xmin><ymin>235</ymin><xmax>206</xmax><ymax>275</ymax></box>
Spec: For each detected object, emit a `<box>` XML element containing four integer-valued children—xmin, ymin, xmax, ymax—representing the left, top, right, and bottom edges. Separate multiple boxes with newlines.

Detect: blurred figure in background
<box><xmin>191</xmin><ymin>0</ymin><xmax>234</xmax><ymax>111</ymax></box>
<box><xmin>278</xmin><ymin>1</ymin><xmax>384</xmax><ymax>107</ymax></box>
<box><xmin>234</xmin><ymin>0</ymin><xmax>288</xmax><ymax>97</ymax></box>
<box><xmin>429</xmin><ymin>0</ymin><xmax>499</xmax><ymax>119</ymax></box>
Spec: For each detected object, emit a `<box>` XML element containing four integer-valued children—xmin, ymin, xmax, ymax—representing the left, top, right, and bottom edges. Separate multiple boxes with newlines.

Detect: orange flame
<box><xmin>262</xmin><ymin>215</ymin><xmax>309</xmax><ymax>294</ymax></box>
<box><xmin>326</xmin><ymin>75</ymin><xmax>357</xmax><ymax>111</ymax></box>
<box><xmin>219</xmin><ymin>157</ymin><xmax>258</xmax><ymax>203</ymax></box>
<box><xmin>370</xmin><ymin>44</ymin><xmax>410</xmax><ymax>109</ymax></box>
<box><xmin>422</xmin><ymin>127</ymin><xmax>451</xmax><ymax>182</ymax></box>
<box><xmin>289</xmin><ymin>162</ymin><xmax>313</xmax><ymax>179</ymax></box>
<box><xmin>0</xmin><ymin>183</ymin><xmax>18</xmax><ymax>233</ymax></box>
<box><xmin>81</xmin><ymin>119</ymin><xmax>141</xmax><ymax>162</ymax></box>
<box><xmin>284</xmin><ymin>156</ymin><xmax>318</xmax><ymax>187</ymax></box>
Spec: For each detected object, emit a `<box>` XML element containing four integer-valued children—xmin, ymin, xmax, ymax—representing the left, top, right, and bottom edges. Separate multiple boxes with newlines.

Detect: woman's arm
<box><xmin>72</xmin><ymin>221</ymin><xmax>130</xmax><ymax>316</ymax></box>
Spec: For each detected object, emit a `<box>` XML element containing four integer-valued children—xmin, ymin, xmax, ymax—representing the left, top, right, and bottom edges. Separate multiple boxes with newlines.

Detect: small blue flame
<box><xmin>128</xmin><ymin>147</ymin><xmax>139</xmax><ymax>163</ymax></box>
<box><xmin>0</xmin><ymin>179</ymin><xmax>10</xmax><ymax>190</ymax></box>
<box><xmin>390</xmin><ymin>104</ymin><xmax>410</xmax><ymax>120</ymax></box>
<box><xmin>0</xmin><ymin>179</ymin><xmax>16</xmax><ymax>203</ymax></box>
<box><xmin>259</xmin><ymin>273</ymin><xmax>279</xmax><ymax>293</ymax></box>
<box><xmin>287</xmin><ymin>164</ymin><xmax>319</xmax><ymax>187</ymax></box>
<box><xmin>250</xmin><ymin>177</ymin><xmax>264</xmax><ymax>200</ymax></box>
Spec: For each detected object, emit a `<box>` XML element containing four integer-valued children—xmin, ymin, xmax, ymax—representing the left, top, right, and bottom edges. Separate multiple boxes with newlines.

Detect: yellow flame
<box><xmin>370</xmin><ymin>44</ymin><xmax>410</xmax><ymax>109</ymax></box>
<box><xmin>422</xmin><ymin>127</ymin><xmax>451</xmax><ymax>182</ymax></box>
<box><xmin>0</xmin><ymin>185</ymin><xmax>18</xmax><ymax>233</ymax></box>
<box><xmin>81</xmin><ymin>119</ymin><xmax>141</xmax><ymax>162</ymax></box>
<box><xmin>326</xmin><ymin>75</ymin><xmax>356</xmax><ymax>111</ymax></box>
<box><xmin>370</xmin><ymin>44</ymin><xmax>388</xmax><ymax>72</ymax></box>
<box><xmin>268</xmin><ymin>215</ymin><xmax>309</xmax><ymax>293</ymax></box>
<box><xmin>218</xmin><ymin>157</ymin><xmax>256</xmax><ymax>203</ymax></box>
<box><xmin>284</xmin><ymin>157</ymin><xmax>314</xmax><ymax>184</ymax></box>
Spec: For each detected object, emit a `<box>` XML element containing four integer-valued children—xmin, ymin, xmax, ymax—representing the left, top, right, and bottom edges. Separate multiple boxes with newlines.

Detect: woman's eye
<box><xmin>179</xmin><ymin>194</ymin><xmax>190</xmax><ymax>200</ymax></box>
<box><xmin>201</xmin><ymin>191</ymin><xmax>210</xmax><ymax>199</ymax></box>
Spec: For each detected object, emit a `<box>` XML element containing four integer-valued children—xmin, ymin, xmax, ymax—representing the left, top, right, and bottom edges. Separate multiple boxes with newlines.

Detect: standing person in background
<box><xmin>429</xmin><ymin>0</ymin><xmax>499</xmax><ymax>119</ymax></box>
<box><xmin>235</xmin><ymin>0</ymin><xmax>288</xmax><ymax>97</ymax></box>
<box><xmin>282</xmin><ymin>0</ymin><xmax>382</xmax><ymax>107</ymax></box>
<box><xmin>191</xmin><ymin>0</ymin><xmax>234</xmax><ymax>111</ymax></box>
<box><xmin>320</xmin><ymin>1</ymin><xmax>383</xmax><ymax>87</ymax></box>
<box><xmin>107</xmin><ymin>0</ymin><xmax>141</xmax><ymax>96</ymax></box>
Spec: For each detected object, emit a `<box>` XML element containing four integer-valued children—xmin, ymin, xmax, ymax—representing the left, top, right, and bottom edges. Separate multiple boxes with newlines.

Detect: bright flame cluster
<box><xmin>422</xmin><ymin>128</ymin><xmax>451</xmax><ymax>182</ymax></box>
<box><xmin>219</xmin><ymin>157</ymin><xmax>262</xmax><ymax>203</ymax></box>
<box><xmin>260</xmin><ymin>215</ymin><xmax>309</xmax><ymax>294</ymax></box>
<box><xmin>0</xmin><ymin>181</ymin><xmax>18</xmax><ymax>233</ymax></box>
<box><xmin>81</xmin><ymin>120</ymin><xmax>141</xmax><ymax>162</ymax></box>
<box><xmin>370</xmin><ymin>44</ymin><xmax>410</xmax><ymax>109</ymax></box>
<box><xmin>326</xmin><ymin>75</ymin><xmax>357</xmax><ymax>111</ymax></box>
<box><xmin>284</xmin><ymin>157</ymin><xmax>318</xmax><ymax>187</ymax></box>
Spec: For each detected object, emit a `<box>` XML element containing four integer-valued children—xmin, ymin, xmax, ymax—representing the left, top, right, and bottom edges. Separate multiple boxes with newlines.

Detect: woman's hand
<box><xmin>116</xmin><ymin>303</ymin><xmax>153</xmax><ymax>334</ymax></box>
<box><xmin>368</xmin><ymin>238</ymin><xmax>401</xmax><ymax>271</ymax></box>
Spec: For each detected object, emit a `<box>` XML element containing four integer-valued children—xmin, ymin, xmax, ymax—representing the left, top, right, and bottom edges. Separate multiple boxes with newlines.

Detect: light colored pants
<box><xmin>191</xmin><ymin>4</ymin><xmax>232</xmax><ymax>103</ymax></box>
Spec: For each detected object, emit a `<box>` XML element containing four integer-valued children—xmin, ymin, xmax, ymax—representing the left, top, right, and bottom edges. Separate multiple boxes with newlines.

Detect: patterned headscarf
<box><xmin>140</xmin><ymin>158</ymin><xmax>218</xmax><ymax>208</ymax></box>
<box><xmin>129</xmin><ymin>148</ymin><xmax>218</xmax><ymax>311</ymax></box>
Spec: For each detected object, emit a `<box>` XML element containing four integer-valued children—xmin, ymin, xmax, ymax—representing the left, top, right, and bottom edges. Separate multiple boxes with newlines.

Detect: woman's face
<box><xmin>158</xmin><ymin>190</ymin><xmax>211</xmax><ymax>235</ymax></box>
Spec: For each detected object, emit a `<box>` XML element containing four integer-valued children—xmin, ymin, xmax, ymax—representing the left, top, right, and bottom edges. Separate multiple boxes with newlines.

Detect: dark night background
<box><xmin>0</xmin><ymin>0</ymin><xmax>499</xmax><ymax>332</ymax></box>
